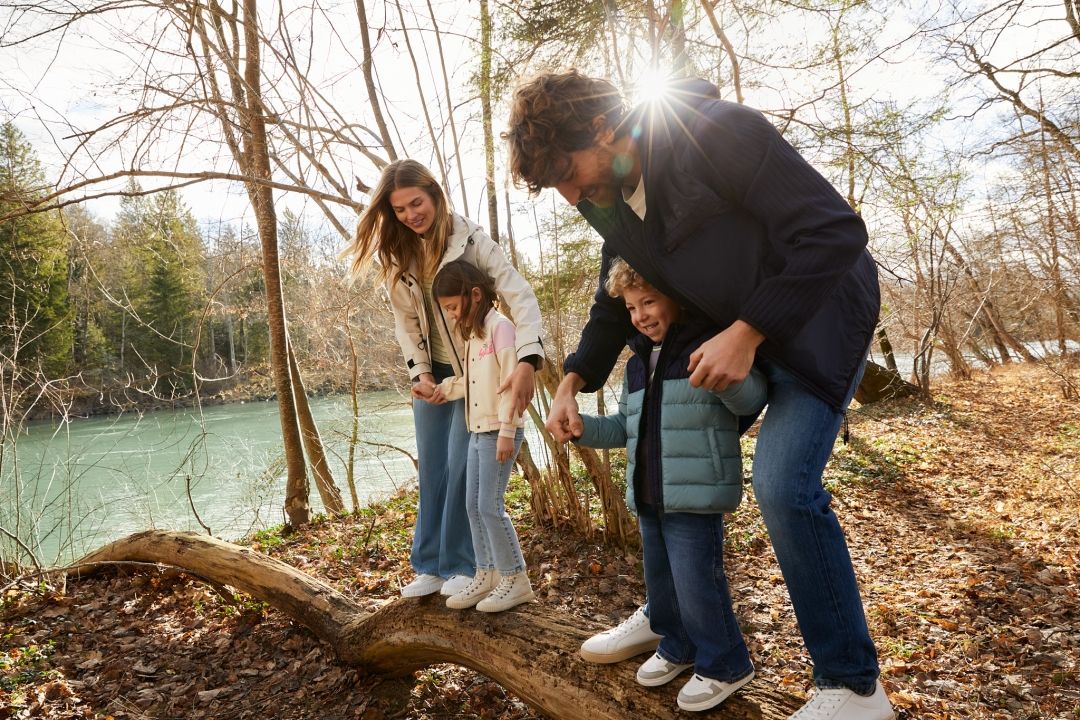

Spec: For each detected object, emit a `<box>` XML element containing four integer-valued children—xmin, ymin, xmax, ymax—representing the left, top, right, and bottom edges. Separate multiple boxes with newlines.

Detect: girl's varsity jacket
<box><xmin>437</xmin><ymin>309</ymin><xmax>525</xmax><ymax>439</ymax></box>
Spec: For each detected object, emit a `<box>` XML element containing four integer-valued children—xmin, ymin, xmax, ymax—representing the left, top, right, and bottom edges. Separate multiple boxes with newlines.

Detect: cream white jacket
<box><xmin>437</xmin><ymin>309</ymin><xmax>525</xmax><ymax>438</ymax></box>
<box><xmin>385</xmin><ymin>214</ymin><xmax>545</xmax><ymax>381</ymax></box>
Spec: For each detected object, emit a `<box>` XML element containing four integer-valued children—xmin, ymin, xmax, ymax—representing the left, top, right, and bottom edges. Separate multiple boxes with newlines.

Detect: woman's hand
<box><xmin>496</xmin><ymin>435</ymin><xmax>515</xmax><ymax>462</ymax></box>
<box><xmin>411</xmin><ymin>373</ymin><xmax>437</xmax><ymax>401</ymax></box>
<box><xmin>688</xmin><ymin>320</ymin><xmax>765</xmax><ymax>391</ymax></box>
<box><xmin>497</xmin><ymin>361</ymin><xmax>536</xmax><ymax>420</ymax></box>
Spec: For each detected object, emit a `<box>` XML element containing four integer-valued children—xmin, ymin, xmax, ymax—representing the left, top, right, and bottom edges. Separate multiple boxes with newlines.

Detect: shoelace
<box><xmin>460</xmin><ymin>576</ymin><xmax>488</xmax><ymax>595</ymax></box>
<box><xmin>608</xmin><ymin>613</ymin><xmax>646</xmax><ymax>637</ymax></box>
<box><xmin>486</xmin><ymin>578</ymin><xmax>516</xmax><ymax>599</ymax></box>
<box><xmin>790</xmin><ymin>689</ymin><xmax>846</xmax><ymax>720</ymax></box>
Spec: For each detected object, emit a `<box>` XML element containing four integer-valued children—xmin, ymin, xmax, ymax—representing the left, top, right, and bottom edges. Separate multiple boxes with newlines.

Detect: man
<box><xmin>505</xmin><ymin>70</ymin><xmax>894</xmax><ymax>720</ymax></box>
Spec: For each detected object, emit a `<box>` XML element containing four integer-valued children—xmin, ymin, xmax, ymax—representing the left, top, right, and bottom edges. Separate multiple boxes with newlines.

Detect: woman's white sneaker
<box><xmin>635</xmin><ymin>652</ymin><xmax>693</xmax><ymax>687</ymax></box>
<box><xmin>580</xmin><ymin>607</ymin><xmax>662</xmax><ymax>663</ymax></box>
<box><xmin>790</xmin><ymin>681</ymin><xmax>895</xmax><ymax>720</ymax></box>
<box><xmin>475</xmin><ymin>572</ymin><xmax>535</xmax><ymax>612</ymax></box>
<box><xmin>400</xmin><ymin>573</ymin><xmax>445</xmax><ymax>597</ymax></box>
<box><xmin>440</xmin><ymin>574</ymin><xmax>474</xmax><ymax>597</ymax></box>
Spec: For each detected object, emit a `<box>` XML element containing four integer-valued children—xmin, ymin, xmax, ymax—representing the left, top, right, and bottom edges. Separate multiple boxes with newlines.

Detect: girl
<box><xmin>342</xmin><ymin>160</ymin><xmax>544</xmax><ymax>598</ymax></box>
<box><xmin>422</xmin><ymin>260</ymin><xmax>534</xmax><ymax>612</ymax></box>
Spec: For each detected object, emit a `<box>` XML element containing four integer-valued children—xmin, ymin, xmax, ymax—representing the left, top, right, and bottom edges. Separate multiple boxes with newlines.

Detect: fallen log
<box><xmin>76</xmin><ymin>530</ymin><xmax>801</xmax><ymax>719</ymax></box>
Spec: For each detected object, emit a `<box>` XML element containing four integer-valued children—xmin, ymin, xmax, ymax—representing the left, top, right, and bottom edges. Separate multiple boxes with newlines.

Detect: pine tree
<box><xmin>0</xmin><ymin>121</ymin><xmax>72</xmax><ymax>376</ymax></box>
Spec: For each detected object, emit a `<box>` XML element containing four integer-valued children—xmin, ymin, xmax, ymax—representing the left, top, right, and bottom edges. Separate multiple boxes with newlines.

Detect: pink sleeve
<box><xmin>492</xmin><ymin>319</ymin><xmax>516</xmax><ymax>353</ymax></box>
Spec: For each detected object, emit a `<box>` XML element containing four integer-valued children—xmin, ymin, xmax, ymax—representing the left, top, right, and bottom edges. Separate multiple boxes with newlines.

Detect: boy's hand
<box><xmin>688</xmin><ymin>320</ymin><xmax>765</xmax><ymax>392</ymax></box>
<box><xmin>496</xmin><ymin>435</ymin><xmax>515</xmax><ymax>462</ymax></box>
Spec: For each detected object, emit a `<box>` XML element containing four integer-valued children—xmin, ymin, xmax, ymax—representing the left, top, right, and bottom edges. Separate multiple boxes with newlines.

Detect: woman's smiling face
<box><xmin>389</xmin><ymin>186</ymin><xmax>437</xmax><ymax>235</ymax></box>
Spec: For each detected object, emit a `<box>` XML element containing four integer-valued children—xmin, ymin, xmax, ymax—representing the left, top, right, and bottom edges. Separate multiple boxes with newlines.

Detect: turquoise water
<box><xmin>1</xmin><ymin>391</ymin><xmax>418</xmax><ymax>565</ymax></box>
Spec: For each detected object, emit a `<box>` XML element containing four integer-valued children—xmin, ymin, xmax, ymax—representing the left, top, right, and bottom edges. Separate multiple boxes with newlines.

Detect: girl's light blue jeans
<box><xmin>753</xmin><ymin>357</ymin><xmax>880</xmax><ymax>694</ymax></box>
<box><xmin>409</xmin><ymin>362</ymin><xmax>474</xmax><ymax>578</ymax></box>
<box><xmin>466</xmin><ymin>428</ymin><xmax>526</xmax><ymax>575</ymax></box>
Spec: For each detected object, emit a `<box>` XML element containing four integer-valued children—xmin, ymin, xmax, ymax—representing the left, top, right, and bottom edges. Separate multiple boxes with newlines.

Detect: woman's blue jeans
<box><xmin>465</xmin><ymin>428</ymin><xmax>526</xmax><ymax>575</ymax></box>
<box><xmin>639</xmin><ymin>510</ymin><xmax>754</xmax><ymax>682</ymax></box>
<box><xmin>409</xmin><ymin>362</ymin><xmax>474</xmax><ymax>578</ymax></box>
<box><xmin>753</xmin><ymin>357</ymin><xmax>879</xmax><ymax>694</ymax></box>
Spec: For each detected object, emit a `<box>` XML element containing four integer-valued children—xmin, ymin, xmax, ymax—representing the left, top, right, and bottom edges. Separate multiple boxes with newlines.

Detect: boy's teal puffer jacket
<box><xmin>575</xmin><ymin>320</ymin><xmax>766</xmax><ymax>514</ymax></box>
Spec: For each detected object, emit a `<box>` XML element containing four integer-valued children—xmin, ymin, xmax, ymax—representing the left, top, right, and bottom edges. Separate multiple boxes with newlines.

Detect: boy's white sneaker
<box><xmin>790</xmin><ymin>681</ymin><xmax>895</xmax><ymax>720</ymax></box>
<box><xmin>635</xmin><ymin>652</ymin><xmax>693</xmax><ymax>687</ymax></box>
<box><xmin>400</xmin><ymin>573</ymin><xmax>445</xmax><ymax>597</ymax></box>
<box><xmin>475</xmin><ymin>572</ymin><xmax>535</xmax><ymax>612</ymax></box>
<box><xmin>677</xmin><ymin>669</ymin><xmax>755</xmax><ymax>712</ymax></box>
<box><xmin>440</xmin><ymin>574</ymin><xmax>474</xmax><ymax>597</ymax></box>
<box><xmin>445</xmin><ymin>570</ymin><xmax>498</xmax><ymax>609</ymax></box>
<box><xmin>580</xmin><ymin>607</ymin><xmax>662</xmax><ymax>663</ymax></box>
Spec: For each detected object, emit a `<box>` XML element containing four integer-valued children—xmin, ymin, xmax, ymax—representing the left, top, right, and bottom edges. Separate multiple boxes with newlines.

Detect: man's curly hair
<box><xmin>504</xmin><ymin>69</ymin><xmax>627</xmax><ymax>194</ymax></box>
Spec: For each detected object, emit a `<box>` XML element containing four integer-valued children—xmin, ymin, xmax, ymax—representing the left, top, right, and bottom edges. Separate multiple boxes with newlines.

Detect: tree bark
<box><xmin>75</xmin><ymin>530</ymin><xmax>801</xmax><ymax>720</ymax></box>
<box><xmin>854</xmin><ymin>360</ymin><xmax>921</xmax><ymax>405</ymax></box>
<box><xmin>287</xmin><ymin>339</ymin><xmax>345</xmax><ymax>515</ymax></box>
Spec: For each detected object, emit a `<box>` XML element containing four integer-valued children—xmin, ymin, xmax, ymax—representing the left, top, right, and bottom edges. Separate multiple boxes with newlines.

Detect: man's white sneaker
<box><xmin>790</xmin><ymin>681</ymin><xmax>895</xmax><ymax>720</ymax></box>
<box><xmin>635</xmin><ymin>652</ymin><xmax>694</xmax><ymax>687</ymax></box>
<box><xmin>400</xmin><ymin>573</ymin><xmax>445</xmax><ymax>598</ymax></box>
<box><xmin>580</xmin><ymin>607</ymin><xmax>662</xmax><ymax>663</ymax></box>
<box><xmin>440</xmin><ymin>574</ymin><xmax>474</xmax><ymax>597</ymax></box>
<box><xmin>445</xmin><ymin>570</ymin><xmax>498</xmax><ymax>609</ymax></box>
<box><xmin>677</xmin><ymin>669</ymin><xmax>755</xmax><ymax>712</ymax></box>
<box><xmin>475</xmin><ymin>572</ymin><xmax>535</xmax><ymax>612</ymax></box>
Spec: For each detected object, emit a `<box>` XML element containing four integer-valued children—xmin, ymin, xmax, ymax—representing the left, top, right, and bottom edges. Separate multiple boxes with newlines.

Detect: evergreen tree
<box><xmin>0</xmin><ymin>121</ymin><xmax>72</xmax><ymax>376</ymax></box>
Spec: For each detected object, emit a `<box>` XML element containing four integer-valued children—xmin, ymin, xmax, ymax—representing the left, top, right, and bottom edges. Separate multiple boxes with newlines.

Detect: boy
<box><xmin>574</xmin><ymin>258</ymin><xmax>766</xmax><ymax>712</ymax></box>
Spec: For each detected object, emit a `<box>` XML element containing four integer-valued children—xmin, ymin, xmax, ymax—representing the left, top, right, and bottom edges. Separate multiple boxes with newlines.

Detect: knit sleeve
<box><xmin>563</xmin><ymin>245</ymin><xmax>634</xmax><ymax>392</ymax></box>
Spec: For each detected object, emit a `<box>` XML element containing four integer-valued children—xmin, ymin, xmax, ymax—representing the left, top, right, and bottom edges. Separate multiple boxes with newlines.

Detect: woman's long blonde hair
<box><xmin>343</xmin><ymin>159</ymin><xmax>453</xmax><ymax>284</ymax></box>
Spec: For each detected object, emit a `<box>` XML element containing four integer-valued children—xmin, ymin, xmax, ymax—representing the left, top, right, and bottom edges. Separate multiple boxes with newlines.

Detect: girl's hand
<box><xmin>411</xmin><ymin>375</ymin><xmax>437</xmax><ymax>400</ymax></box>
<box><xmin>428</xmin><ymin>386</ymin><xmax>447</xmax><ymax>404</ymax></box>
<box><xmin>496</xmin><ymin>435</ymin><xmax>515</xmax><ymax>463</ymax></box>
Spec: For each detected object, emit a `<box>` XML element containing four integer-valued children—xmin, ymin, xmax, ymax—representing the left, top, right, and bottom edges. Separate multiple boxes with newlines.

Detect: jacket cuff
<box><xmin>499</xmin><ymin>424</ymin><xmax>518</xmax><ymax>439</ymax></box>
<box><xmin>516</xmin><ymin>341</ymin><xmax>546</xmax><ymax>364</ymax></box>
<box><xmin>409</xmin><ymin>361</ymin><xmax>433</xmax><ymax>381</ymax></box>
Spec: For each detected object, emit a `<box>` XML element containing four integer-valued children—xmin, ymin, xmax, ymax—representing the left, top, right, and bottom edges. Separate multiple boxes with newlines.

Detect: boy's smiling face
<box><xmin>623</xmin><ymin>285</ymin><xmax>680</xmax><ymax>343</ymax></box>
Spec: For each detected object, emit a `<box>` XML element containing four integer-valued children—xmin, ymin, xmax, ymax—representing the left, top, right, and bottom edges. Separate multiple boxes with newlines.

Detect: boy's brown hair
<box><xmin>504</xmin><ymin>69</ymin><xmax>627</xmax><ymax>194</ymax></box>
<box><xmin>604</xmin><ymin>257</ymin><xmax>652</xmax><ymax>298</ymax></box>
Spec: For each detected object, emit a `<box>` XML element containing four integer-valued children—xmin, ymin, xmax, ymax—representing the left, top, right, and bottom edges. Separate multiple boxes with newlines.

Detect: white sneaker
<box><xmin>440</xmin><ymin>574</ymin><xmax>474</xmax><ymax>597</ymax></box>
<box><xmin>445</xmin><ymin>570</ymin><xmax>498</xmax><ymax>610</ymax></box>
<box><xmin>400</xmin><ymin>573</ymin><xmax>445</xmax><ymax>597</ymax></box>
<box><xmin>580</xmin><ymin>607</ymin><xmax>662</xmax><ymax>663</ymax></box>
<box><xmin>790</xmin><ymin>681</ymin><xmax>895</xmax><ymax>720</ymax></box>
<box><xmin>475</xmin><ymin>572</ymin><xmax>535</xmax><ymax>612</ymax></box>
<box><xmin>635</xmin><ymin>652</ymin><xmax>693</xmax><ymax>687</ymax></box>
<box><xmin>677</xmin><ymin>670</ymin><xmax>755</xmax><ymax>711</ymax></box>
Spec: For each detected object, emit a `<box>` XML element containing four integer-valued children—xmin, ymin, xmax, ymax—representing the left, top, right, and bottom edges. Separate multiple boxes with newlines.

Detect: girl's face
<box><xmin>389</xmin><ymin>185</ymin><xmax>437</xmax><ymax>235</ymax></box>
<box><xmin>438</xmin><ymin>287</ymin><xmax>483</xmax><ymax>327</ymax></box>
<box><xmin>622</xmin><ymin>285</ymin><xmax>680</xmax><ymax>343</ymax></box>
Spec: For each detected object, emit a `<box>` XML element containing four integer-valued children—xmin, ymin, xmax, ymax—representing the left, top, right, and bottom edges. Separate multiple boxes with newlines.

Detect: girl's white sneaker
<box><xmin>475</xmin><ymin>572</ymin><xmax>535</xmax><ymax>612</ymax></box>
<box><xmin>445</xmin><ymin>570</ymin><xmax>498</xmax><ymax>609</ymax></box>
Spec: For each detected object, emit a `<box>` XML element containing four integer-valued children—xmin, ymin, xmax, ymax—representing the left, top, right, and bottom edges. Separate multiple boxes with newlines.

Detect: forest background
<box><xmin>1</xmin><ymin>0</ymin><xmax>1078</xmax><ymax>568</ymax></box>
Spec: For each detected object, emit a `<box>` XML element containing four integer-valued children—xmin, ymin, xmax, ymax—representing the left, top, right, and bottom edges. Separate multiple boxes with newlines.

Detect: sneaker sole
<box><xmin>400</xmin><ymin>586</ymin><xmax>444</xmax><ymax>598</ymax></box>
<box><xmin>636</xmin><ymin>663</ymin><xmax>693</xmax><ymax>687</ymax></box>
<box><xmin>580</xmin><ymin>637</ymin><xmax>662</xmax><ymax>664</ymax></box>
<box><xmin>676</xmin><ymin>671</ymin><xmax>754</xmax><ymax>711</ymax></box>
<box><xmin>475</xmin><ymin>590</ymin><xmax>536</xmax><ymax>613</ymax></box>
<box><xmin>445</xmin><ymin>591</ymin><xmax>493</xmax><ymax>610</ymax></box>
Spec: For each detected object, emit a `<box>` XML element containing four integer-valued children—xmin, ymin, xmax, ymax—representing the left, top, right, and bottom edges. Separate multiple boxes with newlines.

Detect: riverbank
<box><xmin>2</xmin><ymin>360</ymin><xmax>1078</xmax><ymax>718</ymax></box>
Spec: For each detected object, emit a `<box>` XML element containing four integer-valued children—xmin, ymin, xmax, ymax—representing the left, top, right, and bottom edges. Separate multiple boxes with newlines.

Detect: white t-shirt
<box><xmin>623</xmin><ymin>176</ymin><xmax>646</xmax><ymax>220</ymax></box>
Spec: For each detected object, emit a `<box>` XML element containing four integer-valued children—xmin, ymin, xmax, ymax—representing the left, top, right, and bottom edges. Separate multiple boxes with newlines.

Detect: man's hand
<box><xmin>496</xmin><ymin>435</ymin><xmax>515</xmax><ymax>462</ymax></box>
<box><xmin>497</xmin><ymin>361</ymin><xmax>536</xmax><ymax>420</ymax></box>
<box><xmin>545</xmin><ymin>372</ymin><xmax>586</xmax><ymax>442</ymax></box>
<box><xmin>688</xmin><ymin>320</ymin><xmax>765</xmax><ymax>391</ymax></box>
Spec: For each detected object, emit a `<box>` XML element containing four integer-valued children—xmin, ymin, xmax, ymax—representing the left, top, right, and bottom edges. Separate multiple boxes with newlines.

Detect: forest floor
<box><xmin>2</xmin><ymin>361</ymin><xmax>1079</xmax><ymax>719</ymax></box>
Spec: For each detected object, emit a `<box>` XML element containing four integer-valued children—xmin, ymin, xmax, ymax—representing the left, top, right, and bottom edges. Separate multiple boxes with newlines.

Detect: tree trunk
<box><xmin>240</xmin><ymin>0</ymin><xmax>309</xmax><ymax>526</ymax></box>
<box><xmin>287</xmin><ymin>339</ymin><xmax>345</xmax><ymax>515</ymax></box>
<box><xmin>853</xmin><ymin>361</ymin><xmax>921</xmax><ymax>405</ymax></box>
<box><xmin>479</xmin><ymin>0</ymin><xmax>499</xmax><ymax>241</ymax></box>
<box><xmin>75</xmin><ymin>530</ymin><xmax>801</xmax><ymax>720</ymax></box>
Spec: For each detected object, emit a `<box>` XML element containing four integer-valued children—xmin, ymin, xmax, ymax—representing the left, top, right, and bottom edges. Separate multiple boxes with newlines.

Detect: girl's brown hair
<box><xmin>432</xmin><ymin>260</ymin><xmax>497</xmax><ymax>341</ymax></box>
<box><xmin>342</xmin><ymin>159</ymin><xmax>453</xmax><ymax>284</ymax></box>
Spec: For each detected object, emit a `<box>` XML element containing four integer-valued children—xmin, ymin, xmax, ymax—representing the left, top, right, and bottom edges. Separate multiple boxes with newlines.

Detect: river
<box><xmin>3</xmin><ymin>390</ymin><xmax>421</xmax><ymax>565</ymax></box>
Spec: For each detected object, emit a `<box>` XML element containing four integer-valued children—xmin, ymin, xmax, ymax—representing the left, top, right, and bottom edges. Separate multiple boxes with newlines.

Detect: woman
<box><xmin>343</xmin><ymin>159</ymin><xmax>545</xmax><ymax>597</ymax></box>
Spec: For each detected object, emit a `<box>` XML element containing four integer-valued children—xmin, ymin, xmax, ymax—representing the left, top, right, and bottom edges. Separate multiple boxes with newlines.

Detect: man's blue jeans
<box><xmin>466</xmin><ymin>428</ymin><xmax>526</xmax><ymax>575</ymax></box>
<box><xmin>639</xmin><ymin>510</ymin><xmax>754</xmax><ymax>683</ymax></box>
<box><xmin>409</xmin><ymin>362</ymin><xmax>474</xmax><ymax>578</ymax></box>
<box><xmin>753</xmin><ymin>357</ymin><xmax>879</xmax><ymax>694</ymax></box>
